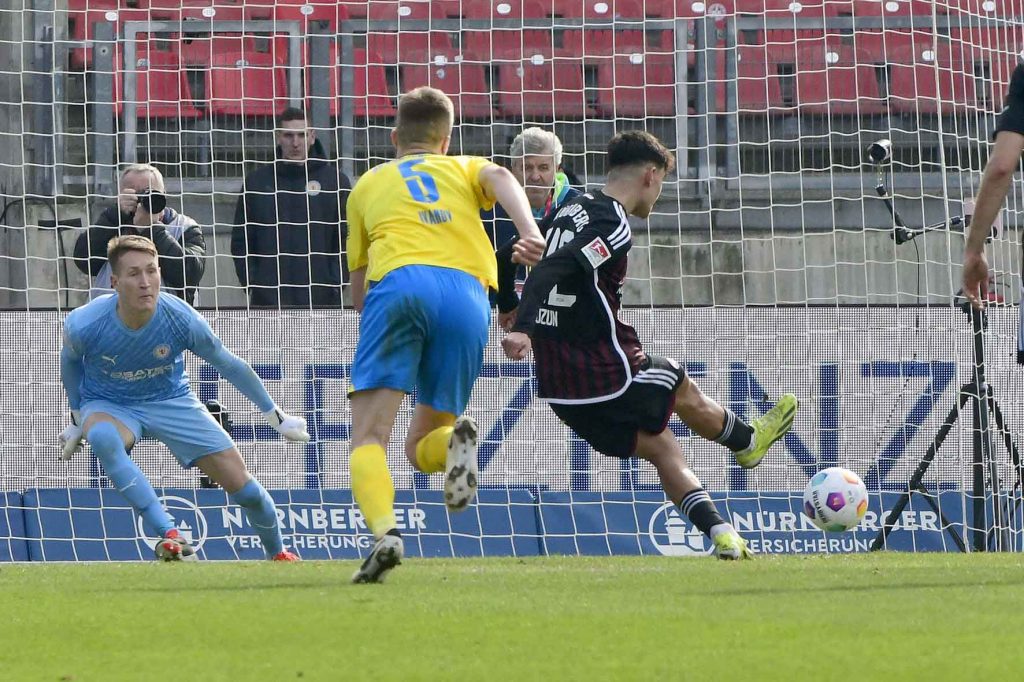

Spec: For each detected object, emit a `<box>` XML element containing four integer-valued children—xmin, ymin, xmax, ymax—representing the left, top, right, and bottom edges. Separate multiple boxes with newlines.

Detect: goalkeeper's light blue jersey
<box><xmin>61</xmin><ymin>292</ymin><xmax>270</xmax><ymax>410</ymax></box>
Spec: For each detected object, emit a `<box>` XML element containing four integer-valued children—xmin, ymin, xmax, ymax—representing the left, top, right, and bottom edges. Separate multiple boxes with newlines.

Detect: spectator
<box><xmin>484</xmin><ymin>127</ymin><xmax>580</xmax><ymax>248</ymax></box>
<box><xmin>74</xmin><ymin>164</ymin><xmax>205</xmax><ymax>304</ymax></box>
<box><xmin>231</xmin><ymin>107</ymin><xmax>351</xmax><ymax>307</ymax></box>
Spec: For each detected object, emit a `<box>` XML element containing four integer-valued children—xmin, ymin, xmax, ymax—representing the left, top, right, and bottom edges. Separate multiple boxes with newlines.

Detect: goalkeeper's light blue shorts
<box><xmin>351</xmin><ymin>264</ymin><xmax>490</xmax><ymax>416</ymax></box>
<box><xmin>80</xmin><ymin>393</ymin><xmax>234</xmax><ymax>468</ymax></box>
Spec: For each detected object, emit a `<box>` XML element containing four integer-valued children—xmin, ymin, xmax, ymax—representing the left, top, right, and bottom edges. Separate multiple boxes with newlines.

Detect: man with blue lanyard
<box><xmin>485</xmin><ymin>129</ymin><xmax>580</xmax><ymax>320</ymax></box>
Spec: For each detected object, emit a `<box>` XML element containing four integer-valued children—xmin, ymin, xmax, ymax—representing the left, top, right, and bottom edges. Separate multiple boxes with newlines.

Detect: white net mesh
<box><xmin>0</xmin><ymin>0</ymin><xmax>1022</xmax><ymax>559</ymax></box>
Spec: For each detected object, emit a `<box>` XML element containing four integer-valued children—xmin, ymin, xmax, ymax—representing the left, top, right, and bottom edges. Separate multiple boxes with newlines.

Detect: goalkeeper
<box><xmin>59</xmin><ymin>235</ymin><xmax>309</xmax><ymax>562</ymax></box>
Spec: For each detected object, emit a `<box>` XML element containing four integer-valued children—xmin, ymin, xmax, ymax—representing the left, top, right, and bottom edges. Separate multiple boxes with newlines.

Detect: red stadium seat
<box><xmin>338</xmin><ymin>1</ymin><xmax>371</xmax><ymax>19</ymax></box>
<box><xmin>793</xmin><ymin>43</ymin><xmax>886</xmax><ymax>114</ymax></box>
<box><xmin>208</xmin><ymin>44</ymin><xmax>288</xmax><ymax>117</ymax></box>
<box><xmin>67</xmin><ymin>7</ymin><xmax>178</xmax><ymax>70</ymax></box>
<box><xmin>367</xmin><ymin>31</ymin><xmax>453</xmax><ymax>67</ymax></box>
<box><xmin>575</xmin><ymin>28</ymin><xmax>645</xmax><ymax>58</ymax></box>
<box><xmin>329</xmin><ymin>47</ymin><xmax>395</xmax><ymax>118</ymax></box>
<box><xmin>735</xmin><ymin>43</ymin><xmax>787</xmax><ymax>111</ymax></box>
<box><xmin>400</xmin><ymin>52</ymin><xmax>495</xmax><ymax>118</ymax></box>
<box><xmin>461</xmin><ymin>0</ymin><xmax>555</xmax><ymax>65</ymax></box>
<box><xmin>735</xmin><ymin>0</ymin><xmax>853</xmax><ymax>14</ymax></box>
<box><xmin>594</xmin><ymin>51</ymin><xmax>675</xmax><ymax>117</ymax></box>
<box><xmin>850</xmin><ymin>0</ymin><xmax>936</xmax><ymax>16</ymax></box>
<box><xmin>888</xmin><ymin>40</ymin><xmax>976</xmax><ymax>114</ymax></box>
<box><xmin>115</xmin><ymin>41</ymin><xmax>203</xmax><ymax>120</ymax></box>
<box><xmin>497</xmin><ymin>52</ymin><xmax>591</xmax><ymax>118</ymax></box>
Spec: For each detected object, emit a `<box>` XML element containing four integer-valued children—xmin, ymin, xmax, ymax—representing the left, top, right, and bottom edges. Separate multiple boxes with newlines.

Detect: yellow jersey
<box><xmin>346</xmin><ymin>154</ymin><xmax>499</xmax><ymax>290</ymax></box>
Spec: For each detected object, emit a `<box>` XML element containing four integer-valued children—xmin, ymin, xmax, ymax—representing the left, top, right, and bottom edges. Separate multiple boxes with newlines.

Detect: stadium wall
<box><xmin>14</xmin><ymin>197</ymin><xmax>1018</xmax><ymax>309</ymax></box>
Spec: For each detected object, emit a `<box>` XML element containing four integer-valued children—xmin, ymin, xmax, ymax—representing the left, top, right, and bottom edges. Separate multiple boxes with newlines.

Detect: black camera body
<box><xmin>136</xmin><ymin>190</ymin><xmax>167</xmax><ymax>215</ymax></box>
<box><xmin>867</xmin><ymin>139</ymin><xmax>893</xmax><ymax>166</ymax></box>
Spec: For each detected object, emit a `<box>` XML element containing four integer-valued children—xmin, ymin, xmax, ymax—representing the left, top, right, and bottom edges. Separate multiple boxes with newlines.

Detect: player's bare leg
<box><xmin>350</xmin><ymin>388</ymin><xmax>406</xmax><ymax>583</ymax></box>
<box><xmin>636</xmin><ymin>429</ymin><xmax>752</xmax><ymax>560</ymax></box>
<box><xmin>671</xmin><ymin>374</ymin><xmax>798</xmax><ymax>470</ymax></box>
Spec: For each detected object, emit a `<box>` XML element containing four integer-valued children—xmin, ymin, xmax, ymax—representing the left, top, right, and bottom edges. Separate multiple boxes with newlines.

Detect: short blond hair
<box><xmin>395</xmin><ymin>86</ymin><xmax>454</xmax><ymax>149</ymax></box>
<box><xmin>107</xmin><ymin>235</ymin><xmax>158</xmax><ymax>274</ymax></box>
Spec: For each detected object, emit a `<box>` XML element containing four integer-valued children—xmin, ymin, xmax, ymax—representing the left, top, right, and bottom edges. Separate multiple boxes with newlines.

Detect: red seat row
<box><xmin>113</xmin><ymin>41</ymin><xmax>1021</xmax><ymax>122</ymax></box>
<box><xmin>66</xmin><ymin>0</ymin><xmax>347</xmax><ymax>70</ymax></box>
<box><xmin>114</xmin><ymin>37</ymin><xmax>290</xmax><ymax>118</ymax></box>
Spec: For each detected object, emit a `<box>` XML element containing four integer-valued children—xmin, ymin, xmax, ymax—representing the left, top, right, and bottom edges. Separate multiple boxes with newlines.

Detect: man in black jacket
<box><xmin>74</xmin><ymin>164</ymin><xmax>206</xmax><ymax>304</ymax></box>
<box><xmin>231</xmin><ymin>107</ymin><xmax>351</xmax><ymax>307</ymax></box>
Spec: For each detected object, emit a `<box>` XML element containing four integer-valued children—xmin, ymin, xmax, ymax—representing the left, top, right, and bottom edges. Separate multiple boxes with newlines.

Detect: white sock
<box><xmin>709</xmin><ymin>523</ymin><xmax>734</xmax><ymax>540</ymax></box>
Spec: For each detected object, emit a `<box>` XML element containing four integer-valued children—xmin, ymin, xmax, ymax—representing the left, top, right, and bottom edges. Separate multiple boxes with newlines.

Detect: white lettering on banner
<box><xmin>749</xmin><ymin>537</ymin><xmax>873</xmax><ymax>554</ymax></box>
<box><xmin>220</xmin><ymin>506</ymin><xmax>427</xmax><ymax>532</ymax></box>
<box><xmin>729</xmin><ymin>509</ymin><xmax>940</xmax><ymax>534</ymax></box>
<box><xmin>227</xmin><ymin>534</ymin><xmax>374</xmax><ymax>550</ymax></box>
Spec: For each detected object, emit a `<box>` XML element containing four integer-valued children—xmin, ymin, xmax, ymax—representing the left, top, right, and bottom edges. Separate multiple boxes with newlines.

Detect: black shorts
<box><xmin>550</xmin><ymin>355</ymin><xmax>686</xmax><ymax>459</ymax></box>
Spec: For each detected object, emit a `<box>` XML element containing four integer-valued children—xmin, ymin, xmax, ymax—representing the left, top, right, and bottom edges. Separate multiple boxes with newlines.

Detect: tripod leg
<box><xmin>989</xmin><ymin>393</ymin><xmax>1024</xmax><ymax>496</ymax></box>
<box><xmin>870</xmin><ymin>388</ymin><xmax>973</xmax><ymax>551</ymax></box>
<box><xmin>988</xmin><ymin>392</ymin><xmax>1023</xmax><ymax>548</ymax></box>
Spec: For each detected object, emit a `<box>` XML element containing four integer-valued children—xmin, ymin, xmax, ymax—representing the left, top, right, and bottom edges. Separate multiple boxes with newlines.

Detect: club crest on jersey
<box><xmin>306</xmin><ymin>180</ymin><xmax>322</xmax><ymax>196</ymax></box>
<box><xmin>153</xmin><ymin>344</ymin><xmax>171</xmax><ymax>359</ymax></box>
<box><xmin>582</xmin><ymin>237</ymin><xmax>611</xmax><ymax>268</ymax></box>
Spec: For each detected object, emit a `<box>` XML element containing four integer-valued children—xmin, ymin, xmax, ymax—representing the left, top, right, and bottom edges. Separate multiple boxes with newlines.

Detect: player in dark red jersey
<box><xmin>499</xmin><ymin>131</ymin><xmax>798</xmax><ymax>559</ymax></box>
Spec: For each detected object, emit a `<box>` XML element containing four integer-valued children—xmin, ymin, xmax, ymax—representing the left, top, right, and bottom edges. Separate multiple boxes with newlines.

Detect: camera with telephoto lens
<box><xmin>135</xmin><ymin>190</ymin><xmax>167</xmax><ymax>215</ymax></box>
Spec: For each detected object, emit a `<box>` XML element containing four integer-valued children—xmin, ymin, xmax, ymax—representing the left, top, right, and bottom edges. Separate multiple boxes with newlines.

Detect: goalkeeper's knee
<box><xmin>87</xmin><ymin>422</ymin><xmax>127</xmax><ymax>462</ymax></box>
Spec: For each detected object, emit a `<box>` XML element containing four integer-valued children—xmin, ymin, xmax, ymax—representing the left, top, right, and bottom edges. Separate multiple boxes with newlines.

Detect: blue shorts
<box><xmin>80</xmin><ymin>393</ymin><xmax>235</xmax><ymax>468</ymax></box>
<box><xmin>351</xmin><ymin>264</ymin><xmax>490</xmax><ymax>415</ymax></box>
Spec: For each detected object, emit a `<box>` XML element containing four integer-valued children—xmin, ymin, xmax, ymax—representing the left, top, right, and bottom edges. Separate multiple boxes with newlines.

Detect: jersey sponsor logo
<box><xmin>537</xmin><ymin>308</ymin><xmax>559</xmax><ymax>327</ymax></box>
<box><xmin>153</xmin><ymin>344</ymin><xmax>171</xmax><ymax>359</ymax></box>
<box><xmin>581</xmin><ymin>237</ymin><xmax>611</xmax><ymax>268</ymax></box>
<box><xmin>306</xmin><ymin>180</ymin><xmax>322</xmax><ymax>196</ymax></box>
<box><xmin>647</xmin><ymin>502</ymin><xmax>714</xmax><ymax>556</ymax></box>
<box><xmin>111</xmin><ymin>364</ymin><xmax>174</xmax><ymax>382</ymax></box>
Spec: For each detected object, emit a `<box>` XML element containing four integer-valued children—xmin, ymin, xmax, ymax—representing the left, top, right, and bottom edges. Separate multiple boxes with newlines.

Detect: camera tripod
<box><xmin>866</xmin><ymin>144</ymin><xmax>1024</xmax><ymax>551</ymax></box>
<box><xmin>870</xmin><ymin>299</ymin><xmax>1024</xmax><ymax>552</ymax></box>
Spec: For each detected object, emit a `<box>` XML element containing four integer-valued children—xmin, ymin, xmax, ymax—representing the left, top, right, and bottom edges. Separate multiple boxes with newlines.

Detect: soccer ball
<box><xmin>802</xmin><ymin>467</ymin><xmax>868</xmax><ymax>532</ymax></box>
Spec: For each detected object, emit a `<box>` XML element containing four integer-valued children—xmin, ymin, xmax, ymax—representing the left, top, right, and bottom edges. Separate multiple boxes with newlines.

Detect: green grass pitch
<box><xmin>2</xmin><ymin>553</ymin><xmax>1022</xmax><ymax>681</ymax></box>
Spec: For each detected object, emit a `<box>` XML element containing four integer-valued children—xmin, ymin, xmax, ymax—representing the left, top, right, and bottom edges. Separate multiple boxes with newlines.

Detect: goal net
<box><xmin>1</xmin><ymin>0</ymin><xmax>1022</xmax><ymax>560</ymax></box>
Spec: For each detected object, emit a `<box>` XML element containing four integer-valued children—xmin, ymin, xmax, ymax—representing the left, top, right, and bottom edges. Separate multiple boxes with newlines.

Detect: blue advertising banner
<box><xmin>8</xmin><ymin>488</ymin><xmax>1021</xmax><ymax>561</ymax></box>
<box><xmin>20</xmin><ymin>488</ymin><xmax>541</xmax><ymax>562</ymax></box>
<box><xmin>1</xmin><ymin>492</ymin><xmax>28</xmax><ymax>561</ymax></box>
<box><xmin>537</xmin><ymin>491</ymin><xmax>1010</xmax><ymax>555</ymax></box>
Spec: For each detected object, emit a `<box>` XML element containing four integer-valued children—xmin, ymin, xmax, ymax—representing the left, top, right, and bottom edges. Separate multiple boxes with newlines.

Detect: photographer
<box><xmin>74</xmin><ymin>164</ymin><xmax>206</xmax><ymax>304</ymax></box>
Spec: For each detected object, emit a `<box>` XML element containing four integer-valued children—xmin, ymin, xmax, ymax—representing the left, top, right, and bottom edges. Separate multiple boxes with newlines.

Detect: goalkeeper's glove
<box><xmin>264</xmin><ymin>407</ymin><xmax>311</xmax><ymax>443</ymax></box>
<box><xmin>59</xmin><ymin>410</ymin><xmax>84</xmax><ymax>460</ymax></box>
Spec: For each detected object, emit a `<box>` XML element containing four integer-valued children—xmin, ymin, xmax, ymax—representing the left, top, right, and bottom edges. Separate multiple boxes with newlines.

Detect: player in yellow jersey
<box><xmin>346</xmin><ymin>87</ymin><xmax>546</xmax><ymax>583</ymax></box>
